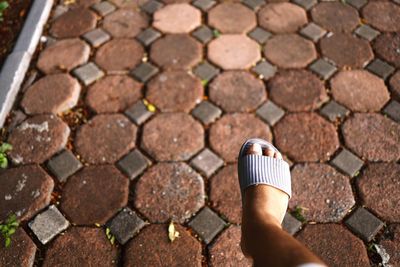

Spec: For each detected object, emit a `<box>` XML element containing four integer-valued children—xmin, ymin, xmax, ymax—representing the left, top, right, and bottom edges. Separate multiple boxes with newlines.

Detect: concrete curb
<box><xmin>0</xmin><ymin>0</ymin><xmax>54</xmax><ymax>127</ymax></box>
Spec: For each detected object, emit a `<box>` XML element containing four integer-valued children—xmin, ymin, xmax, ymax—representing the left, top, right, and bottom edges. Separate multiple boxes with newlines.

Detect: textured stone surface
<box><xmin>373</xmin><ymin>32</ymin><xmax>400</xmax><ymax>68</ymax></box>
<box><xmin>308</xmin><ymin>58</ymin><xmax>337</xmax><ymax>80</ymax></box>
<box><xmin>117</xmin><ymin>149</ymin><xmax>150</xmax><ymax>180</ymax></box>
<box><xmin>0</xmin><ymin>229</ymin><xmax>36</xmax><ymax>267</ymax></box>
<box><xmin>190</xmin><ymin>148</ymin><xmax>224</xmax><ymax>178</ymax></box>
<box><xmin>248</xmin><ymin>27</ymin><xmax>272</xmax><ymax>44</ymax></box>
<box><xmin>103</xmin><ymin>9</ymin><xmax>148</xmax><ymax>38</ymax></box>
<box><xmin>193</xmin><ymin>0</ymin><xmax>216</xmax><ymax>11</ymax></box>
<box><xmin>47</xmin><ymin>150</ymin><xmax>82</xmax><ymax>183</ymax></box>
<box><xmin>131</xmin><ymin>62</ymin><xmax>159</xmax><ymax>82</ymax></box>
<box><xmin>344</xmin><ymin>207</ymin><xmax>384</xmax><ymax>242</ymax></box>
<box><xmin>366</xmin><ymin>59</ymin><xmax>395</xmax><ymax>80</ymax></box>
<box><xmin>384</xmin><ymin>100</ymin><xmax>400</xmax><ymax>122</ymax></box>
<box><xmin>108</xmin><ymin>207</ymin><xmax>146</xmax><ymax>245</ymax></box>
<box><xmin>188</xmin><ymin>207</ymin><xmax>225</xmax><ymax>244</ymax></box>
<box><xmin>83</xmin><ymin>28</ymin><xmax>111</xmax><ymax>48</ymax></box>
<box><xmin>252</xmin><ymin>61</ymin><xmax>277</xmax><ymax>80</ymax></box>
<box><xmin>320</xmin><ymin>100</ymin><xmax>349</xmax><ymax>122</ymax></box>
<box><xmin>153</xmin><ymin>3</ymin><xmax>201</xmax><ymax>33</ymax></box>
<box><xmin>141</xmin><ymin>0</ymin><xmax>164</xmax><ymax>14</ymax></box>
<box><xmin>191</xmin><ymin>101</ymin><xmax>222</xmax><ymax>125</ymax></box>
<box><xmin>354</xmin><ymin>24</ymin><xmax>380</xmax><ymax>42</ymax></box>
<box><xmin>50</xmin><ymin>9</ymin><xmax>97</xmax><ymax>38</ymax></box>
<box><xmin>256</xmin><ymin>101</ymin><xmax>285</xmax><ymax>126</ymax></box>
<box><xmin>282</xmin><ymin>212</ymin><xmax>302</xmax><ymax>235</ymax></box>
<box><xmin>362</xmin><ymin>1</ymin><xmax>400</xmax><ymax>32</ymax></box>
<box><xmin>299</xmin><ymin>22</ymin><xmax>326</xmax><ymax>42</ymax></box>
<box><xmin>390</xmin><ymin>71</ymin><xmax>400</xmax><ymax>99</ymax></box>
<box><xmin>136</xmin><ymin>28</ymin><xmax>161</xmax><ymax>46</ymax></box>
<box><xmin>379</xmin><ymin>224</ymin><xmax>400</xmax><ymax>267</ymax></box>
<box><xmin>258</xmin><ymin>3</ymin><xmax>307</xmax><ymax>33</ymax></box>
<box><xmin>193</xmin><ymin>61</ymin><xmax>220</xmax><ymax>81</ymax></box>
<box><xmin>330</xmin><ymin>148</ymin><xmax>363</xmax><ymax>177</ymax></box>
<box><xmin>192</xmin><ymin>26</ymin><xmax>214</xmax><ymax>44</ymax></box>
<box><xmin>124</xmin><ymin>100</ymin><xmax>154</xmax><ymax>125</ymax></box>
<box><xmin>92</xmin><ymin>1</ymin><xmax>116</xmax><ymax>16</ymax></box>
<box><xmin>72</xmin><ymin>62</ymin><xmax>105</xmax><ymax>86</ymax></box>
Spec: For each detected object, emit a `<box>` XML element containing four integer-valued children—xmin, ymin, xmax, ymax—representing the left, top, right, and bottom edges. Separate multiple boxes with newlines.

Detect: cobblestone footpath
<box><xmin>1</xmin><ymin>0</ymin><xmax>400</xmax><ymax>266</ymax></box>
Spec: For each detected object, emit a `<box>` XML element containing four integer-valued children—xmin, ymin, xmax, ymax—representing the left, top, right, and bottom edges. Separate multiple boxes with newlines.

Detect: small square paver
<box><xmin>29</xmin><ymin>205</ymin><xmax>70</xmax><ymax>245</ymax></box>
<box><xmin>256</xmin><ymin>101</ymin><xmax>285</xmax><ymax>126</ymax></box>
<box><xmin>131</xmin><ymin>62</ymin><xmax>159</xmax><ymax>83</ymax></box>
<box><xmin>282</xmin><ymin>212</ymin><xmax>302</xmax><ymax>235</ymax></box>
<box><xmin>242</xmin><ymin>0</ymin><xmax>265</xmax><ymax>10</ymax></box>
<box><xmin>72</xmin><ymin>62</ymin><xmax>104</xmax><ymax>86</ymax></box>
<box><xmin>188</xmin><ymin>207</ymin><xmax>226</xmax><ymax>244</ymax></box>
<box><xmin>346</xmin><ymin>0</ymin><xmax>367</xmax><ymax>10</ymax></box>
<box><xmin>320</xmin><ymin>100</ymin><xmax>349</xmax><ymax>122</ymax></box>
<box><xmin>354</xmin><ymin>24</ymin><xmax>380</xmax><ymax>41</ymax></box>
<box><xmin>107</xmin><ymin>207</ymin><xmax>146</xmax><ymax>245</ymax></box>
<box><xmin>192</xmin><ymin>26</ymin><xmax>214</xmax><ymax>44</ymax></box>
<box><xmin>345</xmin><ymin>207</ymin><xmax>384</xmax><ymax>242</ymax></box>
<box><xmin>52</xmin><ymin>5</ymin><xmax>68</xmax><ymax>20</ymax></box>
<box><xmin>83</xmin><ymin>28</ymin><xmax>111</xmax><ymax>48</ymax></box>
<box><xmin>366</xmin><ymin>59</ymin><xmax>395</xmax><ymax>80</ymax></box>
<box><xmin>124</xmin><ymin>100</ymin><xmax>154</xmax><ymax>125</ymax></box>
<box><xmin>141</xmin><ymin>0</ymin><xmax>163</xmax><ymax>14</ymax></box>
<box><xmin>383</xmin><ymin>100</ymin><xmax>400</xmax><ymax>122</ymax></box>
<box><xmin>309</xmin><ymin>58</ymin><xmax>337</xmax><ymax>80</ymax></box>
<box><xmin>300</xmin><ymin>23</ymin><xmax>327</xmax><ymax>42</ymax></box>
<box><xmin>191</xmin><ymin>101</ymin><xmax>222</xmax><ymax>125</ymax></box>
<box><xmin>91</xmin><ymin>1</ymin><xmax>116</xmax><ymax>16</ymax></box>
<box><xmin>192</xmin><ymin>0</ymin><xmax>216</xmax><ymax>11</ymax></box>
<box><xmin>252</xmin><ymin>60</ymin><xmax>277</xmax><ymax>80</ymax></box>
<box><xmin>292</xmin><ymin>0</ymin><xmax>317</xmax><ymax>10</ymax></box>
<box><xmin>248</xmin><ymin>27</ymin><xmax>272</xmax><ymax>44</ymax></box>
<box><xmin>330</xmin><ymin>148</ymin><xmax>364</xmax><ymax>177</ymax></box>
<box><xmin>117</xmin><ymin>149</ymin><xmax>151</xmax><ymax>180</ymax></box>
<box><xmin>193</xmin><ymin>61</ymin><xmax>220</xmax><ymax>82</ymax></box>
<box><xmin>190</xmin><ymin>148</ymin><xmax>224</xmax><ymax>177</ymax></box>
<box><xmin>47</xmin><ymin>150</ymin><xmax>83</xmax><ymax>183</ymax></box>
<box><xmin>136</xmin><ymin>28</ymin><xmax>161</xmax><ymax>46</ymax></box>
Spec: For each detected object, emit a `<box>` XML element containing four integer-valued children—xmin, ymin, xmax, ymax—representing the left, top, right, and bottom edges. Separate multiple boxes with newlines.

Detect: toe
<box><xmin>246</xmin><ymin>143</ymin><xmax>262</xmax><ymax>155</ymax></box>
<box><xmin>263</xmin><ymin>146</ymin><xmax>275</xmax><ymax>157</ymax></box>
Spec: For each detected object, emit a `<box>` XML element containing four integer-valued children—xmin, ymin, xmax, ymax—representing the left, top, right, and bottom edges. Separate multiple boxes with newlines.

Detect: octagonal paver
<box><xmin>390</xmin><ymin>71</ymin><xmax>400</xmax><ymax>99</ymax></box>
<box><xmin>373</xmin><ymin>32</ymin><xmax>400</xmax><ymax>68</ymax></box>
<box><xmin>50</xmin><ymin>9</ymin><xmax>97</xmax><ymax>38</ymax></box>
<box><xmin>209</xmin><ymin>113</ymin><xmax>271</xmax><ymax>162</ymax></box>
<box><xmin>268</xmin><ymin>70</ymin><xmax>327</xmax><ymax>112</ymax></box>
<box><xmin>150</xmin><ymin>34</ymin><xmax>202</xmax><ymax>70</ymax></box>
<box><xmin>208</xmin><ymin>3</ymin><xmax>256</xmax><ymax>34</ymax></box>
<box><xmin>379</xmin><ymin>224</ymin><xmax>400</xmax><ymax>267</ymax></box>
<box><xmin>273</xmin><ymin>113</ymin><xmax>339</xmax><ymax>162</ymax></box>
<box><xmin>141</xmin><ymin>113</ymin><xmax>204</xmax><ymax>161</ymax></box>
<box><xmin>208</xmin><ymin>35</ymin><xmax>260</xmax><ymax>70</ymax></box>
<box><xmin>146</xmin><ymin>70</ymin><xmax>203</xmax><ymax>112</ymax></box>
<box><xmin>8</xmin><ymin>114</ymin><xmax>70</xmax><ymax>164</ymax></box>
<box><xmin>134</xmin><ymin>162</ymin><xmax>204</xmax><ymax>223</ymax></box>
<box><xmin>209</xmin><ymin>71</ymin><xmax>266</xmax><ymax>113</ymax></box>
<box><xmin>362</xmin><ymin>1</ymin><xmax>400</xmax><ymax>32</ymax></box>
<box><xmin>86</xmin><ymin>75</ymin><xmax>143</xmax><ymax>113</ymax></box>
<box><xmin>0</xmin><ymin>229</ymin><xmax>36</xmax><ymax>267</ymax></box>
<box><xmin>263</xmin><ymin>34</ymin><xmax>316</xmax><ymax>69</ymax></box>
<box><xmin>0</xmin><ymin>165</ymin><xmax>53</xmax><ymax>221</ymax></box>
<box><xmin>103</xmin><ymin>9</ymin><xmax>148</xmax><ymax>38</ymax></box>
<box><xmin>61</xmin><ymin>165</ymin><xmax>129</xmax><ymax>225</ymax></box>
<box><xmin>342</xmin><ymin>113</ymin><xmax>400</xmax><ymax>162</ymax></box>
<box><xmin>258</xmin><ymin>3</ymin><xmax>307</xmax><ymax>33</ymax></box>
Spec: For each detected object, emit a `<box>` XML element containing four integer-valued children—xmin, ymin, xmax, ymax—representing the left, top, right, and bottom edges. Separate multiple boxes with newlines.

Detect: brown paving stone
<box><xmin>124</xmin><ymin>224</ymin><xmax>202</xmax><ymax>267</ymax></box>
<box><xmin>342</xmin><ymin>113</ymin><xmax>400</xmax><ymax>162</ymax></box>
<box><xmin>21</xmin><ymin>74</ymin><xmax>81</xmax><ymax>115</ymax></box>
<box><xmin>289</xmin><ymin>163</ymin><xmax>355</xmax><ymax>222</ymax></box>
<box><xmin>330</xmin><ymin>70</ymin><xmax>390</xmax><ymax>112</ymax></box>
<box><xmin>357</xmin><ymin>163</ymin><xmax>400</xmax><ymax>222</ymax></box>
<box><xmin>273</xmin><ymin>113</ymin><xmax>339</xmax><ymax>162</ymax></box>
<box><xmin>8</xmin><ymin>114</ymin><xmax>70</xmax><ymax>164</ymax></box>
<box><xmin>263</xmin><ymin>34</ymin><xmax>316</xmax><ymax>69</ymax></box>
<box><xmin>37</xmin><ymin>39</ymin><xmax>90</xmax><ymax>74</ymax></box>
<box><xmin>95</xmin><ymin>39</ymin><xmax>144</xmax><ymax>72</ymax></box>
<box><xmin>162</xmin><ymin>0</ymin><xmax>192</xmax><ymax>3</ymax></box>
<box><xmin>208</xmin><ymin>3</ymin><xmax>257</xmax><ymax>34</ymax></box>
<box><xmin>320</xmin><ymin>33</ymin><xmax>373</xmax><ymax>68</ymax></box>
<box><xmin>373</xmin><ymin>32</ymin><xmax>400</xmax><ymax>68</ymax></box>
<box><xmin>209</xmin><ymin>113</ymin><xmax>271</xmax><ymax>162</ymax></box>
<box><xmin>75</xmin><ymin>114</ymin><xmax>136</xmax><ymax>164</ymax></box>
<box><xmin>380</xmin><ymin>224</ymin><xmax>400</xmax><ymax>266</ymax></box>
<box><xmin>0</xmin><ymin>165</ymin><xmax>53</xmax><ymax>221</ymax></box>
<box><xmin>86</xmin><ymin>75</ymin><xmax>143</xmax><ymax>113</ymax></box>
<box><xmin>43</xmin><ymin>227</ymin><xmax>119</xmax><ymax>267</ymax></box>
<box><xmin>141</xmin><ymin>113</ymin><xmax>204</xmax><ymax>161</ymax></box>
<box><xmin>69</xmin><ymin>0</ymin><xmax>101</xmax><ymax>8</ymax></box>
<box><xmin>50</xmin><ymin>8</ymin><xmax>97</xmax><ymax>38</ymax></box>
<box><xmin>134</xmin><ymin>163</ymin><xmax>204</xmax><ymax>223</ymax></box>
<box><xmin>258</xmin><ymin>3</ymin><xmax>307</xmax><ymax>33</ymax></box>
<box><xmin>109</xmin><ymin>0</ymin><xmax>148</xmax><ymax>8</ymax></box>
<box><xmin>146</xmin><ymin>70</ymin><xmax>203</xmax><ymax>112</ymax></box>
<box><xmin>362</xmin><ymin>1</ymin><xmax>400</xmax><ymax>32</ymax></box>
<box><xmin>0</xmin><ymin>229</ymin><xmax>36</xmax><ymax>267</ymax></box>
<box><xmin>208</xmin><ymin>35</ymin><xmax>260</xmax><ymax>70</ymax></box>
<box><xmin>297</xmin><ymin>224</ymin><xmax>370</xmax><ymax>267</ymax></box>
<box><xmin>103</xmin><ymin>9</ymin><xmax>149</xmax><ymax>38</ymax></box>
<box><xmin>209</xmin><ymin>71</ymin><xmax>266</xmax><ymax>113</ymax></box>
<box><xmin>61</xmin><ymin>165</ymin><xmax>128</xmax><ymax>225</ymax></box>
<box><xmin>311</xmin><ymin>2</ymin><xmax>359</xmax><ymax>33</ymax></box>
<box><xmin>150</xmin><ymin>34</ymin><xmax>202</xmax><ymax>70</ymax></box>
<box><xmin>268</xmin><ymin>70</ymin><xmax>327</xmax><ymax>112</ymax></box>
<box><xmin>390</xmin><ymin>70</ymin><xmax>400</xmax><ymax>99</ymax></box>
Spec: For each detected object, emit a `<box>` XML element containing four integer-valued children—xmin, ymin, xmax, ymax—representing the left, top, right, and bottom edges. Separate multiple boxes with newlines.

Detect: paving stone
<box><xmin>248</xmin><ymin>27</ymin><xmax>271</xmax><ymax>44</ymax></box>
<box><xmin>191</xmin><ymin>101</ymin><xmax>222</xmax><ymax>125</ymax></box>
<box><xmin>72</xmin><ymin>62</ymin><xmax>105</xmax><ymax>86</ymax></box>
<box><xmin>379</xmin><ymin>224</ymin><xmax>400</xmax><ymax>267</ymax></box>
<box><xmin>63</xmin><ymin>0</ymin><xmax>101</xmax><ymax>8</ymax></box>
<box><xmin>134</xmin><ymin>162</ymin><xmax>205</xmax><ymax>223</ymax></box>
<box><xmin>124</xmin><ymin>100</ymin><xmax>154</xmax><ymax>125</ymax></box>
<box><xmin>104</xmin><ymin>9</ymin><xmax>149</xmax><ymax>38</ymax></box>
<box><xmin>268</xmin><ymin>70</ymin><xmax>327</xmax><ymax>112</ymax></box>
<box><xmin>82</xmin><ymin>28</ymin><xmax>111</xmax><ymax>48</ymax></box>
<box><xmin>192</xmin><ymin>25</ymin><xmax>214</xmax><ymax>44</ymax></box>
<box><xmin>342</xmin><ymin>113</ymin><xmax>400</xmax><ymax>162</ymax></box>
<box><xmin>330</xmin><ymin>70</ymin><xmax>390</xmax><ymax>112</ymax></box>
<box><xmin>389</xmin><ymin>71</ymin><xmax>400</xmax><ymax>99</ymax></box>
<box><xmin>357</xmin><ymin>163</ymin><xmax>400</xmax><ymax>222</ymax></box>
<box><xmin>0</xmin><ymin>228</ymin><xmax>36</xmax><ymax>267</ymax></box>
<box><xmin>282</xmin><ymin>212</ymin><xmax>302</xmax><ymax>235</ymax></box>
<box><xmin>43</xmin><ymin>227</ymin><xmax>119</xmax><ymax>267</ymax></box>
<box><xmin>242</xmin><ymin>0</ymin><xmax>265</xmax><ymax>10</ymax></box>
<box><xmin>86</xmin><ymin>75</ymin><xmax>143</xmax><ymax>113</ymax></box>
<box><xmin>373</xmin><ymin>32</ymin><xmax>400</xmax><ymax>68</ymax></box>
<box><xmin>150</xmin><ymin>34</ymin><xmax>202</xmax><ymax>70</ymax></box>
<box><xmin>263</xmin><ymin>34</ymin><xmax>316</xmax><ymax>69</ymax></box>
<box><xmin>209</xmin><ymin>71</ymin><xmax>266</xmax><ymax>112</ymax></box>
<box><xmin>52</xmin><ymin>5</ymin><xmax>68</xmax><ymax>20</ymax></box>
<box><xmin>330</xmin><ymin>148</ymin><xmax>363</xmax><ymax>177</ymax></box>
<box><xmin>346</xmin><ymin>0</ymin><xmax>367</xmax><ymax>10</ymax></box>
<box><xmin>366</xmin><ymin>59</ymin><xmax>395</xmax><ymax>80</ymax></box>
<box><xmin>362</xmin><ymin>1</ymin><xmax>400</xmax><ymax>32</ymax></box>
<box><xmin>29</xmin><ymin>205</ymin><xmax>70</xmax><ymax>245</ymax></box>
<box><xmin>21</xmin><ymin>74</ymin><xmax>81</xmax><ymax>115</ymax></box>
<box><xmin>95</xmin><ymin>39</ymin><xmax>144</xmax><ymax>72</ymax></box>
<box><xmin>274</xmin><ymin>113</ymin><xmax>339</xmax><ymax>162</ymax></box>
<box><xmin>193</xmin><ymin>61</ymin><xmax>220</xmax><ymax>81</ymax></box>
<box><xmin>296</xmin><ymin>224</ymin><xmax>370</xmax><ymax>267</ymax></box>
<box><xmin>188</xmin><ymin>207</ymin><xmax>225</xmax><ymax>244</ymax></box>
<box><xmin>37</xmin><ymin>38</ymin><xmax>90</xmax><ymax>74</ymax></box>
<box><xmin>191</xmin><ymin>148</ymin><xmax>224</xmax><ymax>178</ymax></box>
<box><xmin>146</xmin><ymin>70</ymin><xmax>203</xmax><ymax>112</ymax></box>
<box><xmin>354</xmin><ymin>24</ymin><xmax>379</xmax><ymax>41</ymax></box>
<box><xmin>47</xmin><ymin>150</ymin><xmax>83</xmax><ymax>183</ymax></box>
<box><xmin>256</xmin><ymin>100</ymin><xmax>285</xmax><ymax>126</ymax></box>
<box><xmin>110</xmin><ymin>0</ymin><xmax>148</xmax><ymax>8</ymax></box>
<box><xmin>258</xmin><ymin>3</ymin><xmax>307</xmax><ymax>33</ymax></box>
<box><xmin>8</xmin><ymin>114</ymin><xmax>70</xmax><ymax>164</ymax></box>
<box><xmin>141</xmin><ymin>0</ymin><xmax>164</xmax><ymax>14</ymax></box>
<box><xmin>320</xmin><ymin>33</ymin><xmax>373</xmax><ymax>68</ymax></box>
<box><xmin>251</xmin><ymin>60</ymin><xmax>276</xmax><ymax>80</ymax></box>
<box><xmin>61</xmin><ymin>165</ymin><xmax>129</xmax><ymax>225</ymax></box>
<box><xmin>300</xmin><ymin>22</ymin><xmax>326</xmax><ymax>42</ymax></box>
<box><xmin>308</xmin><ymin>58</ymin><xmax>337</xmax><ymax>80</ymax></box>
<box><xmin>208</xmin><ymin>35</ymin><xmax>260</xmax><ymax>70</ymax></box>
<box><xmin>107</xmin><ymin>207</ymin><xmax>146</xmax><ymax>245</ymax></box>
<box><xmin>209</xmin><ymin>113</ymin><xmax>271</xmax><ymax>162</ymax></box>
<box><xmin>208</xmin><ymin>226</ymin><xmax>252</xmax><ymax>266</ymax></box>
<box><xmin>124</xmin><ymin>224</ymin><xmax>202</xmax><ymax>266</ymax></box>
<box><xmin>117</xmin><ymin>149</ymin><xmax>151</xmax><ymax>180</ymax></box>
<box><xmin>91</xmin><ymin>1</ymin><xmax>116</xmax><ymax>16</ymax></box>
<box><xmin>320</xmin><ymin>100</ymin><xmax>349</xmax><ymax>122</ymax></box>
<box><xmin>50</xmin><ymin>9</ymin><xmax>97</xmax><ymax>38</ymax></box>
<box><xmin>75</xmin><ymin>114</ymin><xmax>137</xmax><ymax>164</ymax></box>
<box><xmin>131</xmin><ymin>62</ymin><xmax>159</xmax><ymax>82</ymax></box>
<box><xmin>208</xmin><ymin>3</ymin><xmax>257</xmax><ymax>34</ymax></box>
<box><xmin>192</xmin><ymin>0</ymin><xmax>216</xmax><ymax>11</ymax></box>
<box><xmin>384</xmin><ymin>100</ymin><xmax>400</xmax><ymax>122</ymax></box>
<box><xmin>141</xmin><ymin>113</ymin><xmax>204</xmax><ymax>161</ymax></box>
<box><xmin>0</xmin><ymin>165</ymin><xmax>53</xmax><ymax>222</ymax></box>
<box><xmin>344</xmin><ymin>207</ymin><xmax>384</xmax><ymax>242</ymax></box>
<box><xmin>292</xmin><ymin>0</ymin><xmax>317</xmax><ymax>10</ymax></box>
<box><xmin>136</xmin><ymin>27</ymin><xmax>161</xmax><ymax>46</ymax></box>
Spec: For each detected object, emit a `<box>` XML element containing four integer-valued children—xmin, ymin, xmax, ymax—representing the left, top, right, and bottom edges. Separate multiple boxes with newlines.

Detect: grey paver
<box><xmin>309</xmin><ymin>58</ymin><xmax>337</xmax><ymax>80</ymax></box>
<box><xmin>83</xmin><ymin>28</ymin><xmax>111</xmax><ymax>48</ymax></box>
<box><xmin>366</xmin><ymin>59</ymin><xmax>395</xmax><ymax>80</ymax></box>
<box><xmin>242</xmin><ymin>0</ymin><xmax>265</xmax><ymax>10</ymax></box>
<box><xmin>47</xmin><ymin>150</ymin><xmax>83</xmax><ymax>183</ymax></box>
<box><xmin>256</xmin><ymin>101</ymin><xmax>285</xmax><ymax>126</ymax></box>
<box><xmin>192</xmin><ymin>0</ymin><xmax>216</xmax><ymax>11</ymax></box>
<box><xmin>141</xmin><ymin>0</ymin><xmax>163</xmax><ymax>14</ymax></box>
<box><xmin>91</xmin><ymin>1</ymin><xmax>116</xmax><ymax>16</ymax></box>
<box><xmin>282</xmin><ymin>212</ymin><xmax>302</xmax><ymax>235</ymax></box>
<box><xmin>383</xmin><ymin>100</ymin><xmax>400</xmax><ymax>122</ymax></box>
<box><xmin>292</xmin><ymin>0</ymin><xmax>317</xmax><ymax>10</ymax></box>
<box><xmin>136</xmin><ymin>28</ymin><xmax>161</xmax><ymax>46</ymax></box>
<box><xmin>193</xmin><ymin>61</ymin><xmax>220</xmax><ymax>81</ymax></box>
<box><xmin>192</xmin><ymin>26</ymin><xmax>214</xmax><ymax>44</ymax></box>
<box><xmin>345</xmin><ymin>207</ymin><xmax>384</xmax><ymax>242</ymax></box>
<box><xmin>191</xmin><ymin>100</ymin><xmax>222</xmax><ymax>125</ymax></box>
<box><xmin>131</xmin><ymin>62</ymin><xmax>159</xmax><ymax>83</ymax></box>
<box><xmin>248</xmin><ymin>27</ymin><xmax>272</xmax><ymax>44</ymax></box>
<box><xmin>330</xmin><ymin>148</ymin><xmax>364</xmax><ymax>177</ymax></box>
<box><xmin>190</xmin><ymin>148</ymin><xmax>224</xmax><ymax>177</ymax></box>
<box><xmin>300</xmin><ymin>23</ymin><xmax>326</xmax><ymax>42</ymax></box>
<box><xmin>346</xmin><ymin>0</ymin><xmax>367</xmax><ymax>10</ymax></box>
<box><xmin>320</xmin><ymin>100</ymin><xmax>349</xmax><ymax>122</ymax></box>
<box><xmin>125</xmin><ymin>100</ymin><xmax>154</xmax><ymax>125</ymax></box>
<box><xmin>252</xmin><ymin>60</ymin><xmax>277</xmax><ymax>80</ymax></box>
<box><xmin>72</xmin><ymin>62</ymin><xmax>104</xmax><ymax>86</ymax></box>
<box><xmin>117</xmin><ymin>149</ymin><xmax>151</xmax><ymax>180</ymax></box>
<box><xmin>52</xmin><ymin>5</ymin><xmax>68</xmax><ymax>20</ymax></box>
<box><xmin>354</xmin><ymin>24</ymin><xmax>380</xmax><ymax>41</ymax></box>
<box><xmin>188</xmin><ymin>207</ymin><xmax>226</xmax><ymax>244</ymax></box>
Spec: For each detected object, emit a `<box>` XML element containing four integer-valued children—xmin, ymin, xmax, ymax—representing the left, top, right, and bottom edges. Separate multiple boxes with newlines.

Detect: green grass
<box><xmin>0</xmin><ymin>1</ymin><xmax>9</xmax><ymax>22</ymax></box>
<box><xmin>291</xmin><ymin>206</ymin><xmax>306</xmax><ymax>223</ymax></box>
<box><xmin>0</xmin><ymin>142</ymin><xmax>12</xmax><ymax>168</ymax></box>
<box><xmin>0</xmin><ymin>214</ymin><xmax>19</xmax><ymax>248</ymax></box>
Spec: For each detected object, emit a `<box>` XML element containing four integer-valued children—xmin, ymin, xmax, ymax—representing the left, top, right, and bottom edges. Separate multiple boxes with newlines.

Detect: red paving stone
<box><xmin>379</xmin><ymin>224</ymin><xmax>400</xmax><ymax>267</ymax></box>
<box><xmin>362</xmin><ymin>1</ymin><xmax>400</xmax><ymax>32</ymax></box>
<box><xmin>50</xmin><ymin>9</ymin><xmax>97</xmax><ymax>38</ymax></box>
<box><xmin>390</xmin><ymin>71</ymin><xmax>400</xmax><ymax>99</ymax></box>
<box><xmin>0</xmin><ymin>229</ymin><xmax>36</xmax><ymax>267</ymax></box>
<box><xmin>103</xmin><ymin>9</ymin><xmax>149</xmax><ymax>38</ymax></box>
<box><xmin>153</xmin><ymin>4</ymin><xmax>201</xmax><ymax>34</ymax></box>
<box><xmin>258</xmin><ymin>3</ymin><xmax>307</xmax><ymax>33</ymax></box>
<box><xmin>373</xmin><ymin>32</ymin><xmax>400</xmax><ymax>68</ymax></box>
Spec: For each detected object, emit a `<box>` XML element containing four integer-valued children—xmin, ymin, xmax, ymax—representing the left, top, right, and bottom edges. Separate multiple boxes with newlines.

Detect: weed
<box><xmin>213</xmin><ymin>29</ymin><xmax>221</xmax><ymax>38</ymax></box>
<box><xmin>0</xmin><ymin>1</ymin><xmax>9</xmax><ymax>22</ymax></box>
<box><xmin>0</xmin><ymin>214</ymin><xmax>19</xmax><ymax>248</ymax></box>
<box><xmin>105</xmin><ymin>227</ymin><xmax>115</xmax><ymax>245</ymax></box>
<box><xmin>291</xmin><ymin>206</ymin><xmax>306</xmax><ymax>223</ymax></box>
<box><xmin>0</xmin><ymin>142</ymin><xmax>12</xmax><ymax>168</ymax></box>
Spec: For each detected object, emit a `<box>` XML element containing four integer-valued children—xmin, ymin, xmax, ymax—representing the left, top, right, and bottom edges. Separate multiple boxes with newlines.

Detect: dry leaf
<box><xmin>168</xmin><ymin>221</ymin><xmax>180</xmax><ymax>242</ymax></box>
